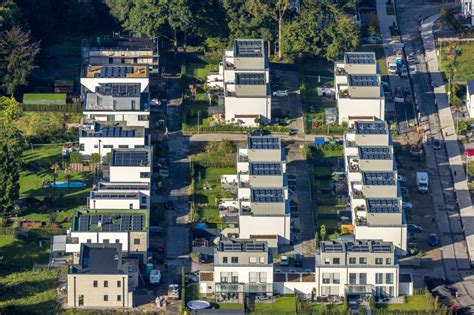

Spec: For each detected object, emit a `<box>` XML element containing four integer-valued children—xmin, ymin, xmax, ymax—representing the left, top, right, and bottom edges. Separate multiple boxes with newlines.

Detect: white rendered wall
<box><xmin>81</xmin><ymin>77</ymin><xmax>149</xmax><ymax>93</ymax></box>
<box><xmin>338</xmin><ymin>98</ymin><xmax>385</xmax><ymax>124</ymax></box>
<box><xmin>354</xmin><ymin>225</ymin><xmax>407</xmax><ymax>256</ymax></box>
<box><xmin>239</xmin><ymin>215</ymin><xmax>290</xmax><ymax>245</ymax></box>
<box><xmin>109</xmin><ymin>166</ymin><xmax>151</xmax><ymax>183</ymax></box>
<box><xmin>84</xmin><ymin>112</ymin><xmax>150</xmax><ymax>128</ymax></box>
<box><xmin>79</xmin><ymin>137</ymin><xmax>145</xmax><ymax>157</ymax></box>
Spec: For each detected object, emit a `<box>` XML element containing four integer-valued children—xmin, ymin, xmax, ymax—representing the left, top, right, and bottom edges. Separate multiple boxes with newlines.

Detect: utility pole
<box><xmin>197</xmin><ymin>111</ymin><xmax>201</xmax><ymax>134</ymax></box>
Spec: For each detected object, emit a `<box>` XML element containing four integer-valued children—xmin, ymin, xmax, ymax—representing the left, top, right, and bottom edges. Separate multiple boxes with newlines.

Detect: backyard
<box><xmin>374</xmin><ymin>291</ymin><xmax>448</xmax><ymax>314</ymax></box>
<box><xmin>190</xmin><ymin>140</ymin><xmax>237</xmax><ymax>223</ymax></box>
<box><xmin>18</xmin><ymin>145</ymin><xmax>92</xmax><ymax>228</ymax></box>
<box><xmin>439</xmin><ymin>41</ymin><xmax>474</xmax><ymax>82</ymax></box>
<box><xmin>251</xmin><ymin>295</ymin><xmax>296</xmax><ymax>314</ymax></box>
<box><xmin>0</xmin><ymin>235</ymin><xmax>60</xmax><ymax>314</ymax></box>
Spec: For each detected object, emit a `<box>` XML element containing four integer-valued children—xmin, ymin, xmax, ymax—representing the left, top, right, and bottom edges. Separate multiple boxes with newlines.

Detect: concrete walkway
<box><xmin>420</xmin><ymin>14</ymin><xmax>474</xmax><ymax>267</ymax></box>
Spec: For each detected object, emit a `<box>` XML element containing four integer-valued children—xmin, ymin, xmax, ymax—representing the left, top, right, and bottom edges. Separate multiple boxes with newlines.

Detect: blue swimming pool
<box><xmin>51</xmin><ymin>181</ymin><xmax>86</xmax><ymax>188</ymax></box>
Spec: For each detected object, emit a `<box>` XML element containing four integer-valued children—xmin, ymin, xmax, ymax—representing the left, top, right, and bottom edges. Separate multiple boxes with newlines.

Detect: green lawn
<box><xmin>23</xmin><ymin>93</ymin><xmax>66</xmax><ymax>104</ymax></box>
<box><xmin>252</xmin><ymin>295</ymin><xmax>296</xmax><ymax>314</ymax></box>
<box><xmin>194</xmin><ymin>166</ymin><xmax>236</xmax><ymax>223</ymax></box>
<box><xmin>0</xmin><ymin>269</ymin><xmax>60</xmax><ymax>314</ymax></box>
<box><xmin>218</xmin><ymin>303</ymin><xmax>245</xmax><ymax>310</ymax></box>
<box><xmin>317</xmin><ymin>205</ymin><xmax>340</xmax><ymax>215</ymax></box>
<box><xmin>312</xmin><ymin>302</ymin><xmax>348</xmax><ymax>314</ymax></box>
<box><xmin>0</xmin><ymin>235</ymin><xmax>50</xmax><ymax>275</ymax></box>
<box><xmin>313</xmin><ymin>166</ymin><xmax>333</xmax><ymax>178</ymax></box>
<box><xmin>377</xmin><ymin>295</ymin><xmax>439</xmax><ymax>312</ymax></box>
<box><xmin>440</xmin><ymin>41</ymin><xmax>474</xmax><ymax>82</ymax></box>
<box><xmin>187</xmin><ymin>62</ymin><xmax>219</xmax><ymax>81</ymax></box>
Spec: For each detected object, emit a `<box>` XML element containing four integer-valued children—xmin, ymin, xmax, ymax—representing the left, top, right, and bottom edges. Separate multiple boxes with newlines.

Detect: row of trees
<box><xmin>105</xmin><ymin>0</ymin><xmax>359</xmax><ymax>61</ymax></box>
<box><xmin>0</xmin><ymin>96</ymin><xmax>23</xmax><ymax>214</ymax></box>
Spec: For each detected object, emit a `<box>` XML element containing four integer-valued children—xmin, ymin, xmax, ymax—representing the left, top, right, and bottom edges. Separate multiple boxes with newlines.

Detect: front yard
<box><xmin>440</xmin><ymin>41</ymin><xmax>474</xmax><ymax>82</ymax></box>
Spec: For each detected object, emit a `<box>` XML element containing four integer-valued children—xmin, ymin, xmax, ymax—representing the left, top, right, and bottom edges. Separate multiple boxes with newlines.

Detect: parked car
<box><xmin>402</xmin><ymin>201</ymin><xmax>413</xmax><ymax>210</ymax></box>
<box><xmin>388</xmin><ymin>62</ymin><xmax>398</xmax><ymax>74</ymax></box>
<box><xmin>433</xmin><ymin>139</ymin><xmax>442</xmax><ymax>150</ymax></box>
<box><xmin>289</xmin><ymin>129</ymin><xmax>298</xmax><ymax>136</ymax></box>
<box><xmin>149</xmin><ymin>226</ymin><xmax>163</xmax><ymax>233</ymax></box>
<box><xmin>294</xmin><ymin>253</ymin><xmax>303</xmax><ymax>267</ymax></box>
<box><xmin>280</xmin><ymin>256</ymin><xmax>289</xmax><ymax>266</ymax></box>
<box><xmin>250</xmin><ymin>129</ymin><xmax>271</xmax><ymax>137</ymax></box>
<box><xmin>199</xmin><ymin>253</ymin><xmax>213</xmax><ymax>264</ymax></box>
<box><xmin>272</xmin><ymin>90</ymin><xmax>288</xmax><ymax>97</ymax></box>
<box><xmin>407</xmin><ymin>224</ymin><xmax>423</xmax><ymax>233</ymax></box>
<box><xmin>428</xmin><ymin>233</ymin><xmax>438</xmax><ymax>246</ymax></box>
<box><xmin>464</xmin><ymin>148</ymin><xmax>474</xmax><ymax>156</ymax></box>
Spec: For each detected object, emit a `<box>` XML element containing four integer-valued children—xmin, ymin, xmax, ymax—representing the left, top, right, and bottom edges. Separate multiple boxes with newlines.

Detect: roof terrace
<box><xmin>85</xmin><ymin>65</ymin><xmax>148</xmax><ymax>79</ymax></box>
<box><xmin>72</xmin><ymin>210</ymin><xmax>148</xmax><ymax>232</ymax></box>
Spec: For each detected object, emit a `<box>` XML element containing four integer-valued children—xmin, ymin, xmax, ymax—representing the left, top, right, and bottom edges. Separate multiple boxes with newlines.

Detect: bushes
<box><xmin>183</xmin><ymin>123</ymin><xmax>290</xmax><ymax>134</ymax></box>
<box><xmin>22</xmin><ymin>102</ymin><xmax>81</xmax><ymax>113</ymax></box>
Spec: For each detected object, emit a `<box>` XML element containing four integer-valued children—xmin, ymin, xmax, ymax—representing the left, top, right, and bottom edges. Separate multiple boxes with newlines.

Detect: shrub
<box><xmin>70</xmin><ymin>151</ymin><xmax>83</xmax><ymax>164</ymax></box>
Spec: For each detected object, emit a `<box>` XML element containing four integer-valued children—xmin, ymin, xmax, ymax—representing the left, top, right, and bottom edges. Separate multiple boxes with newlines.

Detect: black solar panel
<box><xmin>96</xmin><ymin>66</ymin><xmax>134</xmax><ymax>78</ymax></box>
<box><xmin>85</xmin><ymin>126</ymin><xmax>137</xmax><ymax>138</ymax></box>
<box><xmin>345</xmin><ymin>52</ymin><xmax>376</xmax><ymax>65</ymax></box>
<box><xmin>243</xmin><ymin>242</ymin><xmax>265</xmax><ymax>252</ymax></box>
<box><xmin>112</xmin><ymin>150</ymin><xmax>149</xmax><ymax>166</ymax></box>
<box><xmin>250</xmin><ymin>163</ymin><xmax>281</xmax><ymax>175</ymax></box>
<box><xmin>349</xmin><ymin>75</ymin><xmax>378</xmax><ymax>87</ymax></box>
<box><xmin>359</xmin><ymin>147</ymin><xmax>391</xmax><ymax>160</ymax></box>
<box><xmin>235</xmin><ymin>40</ymin><xmax>263</xmax><ymax>57</ymax></box>
<box><xmin>367</xmin><ymin>199</ymin><xmax>400</xmax><ymax>213</ymax></box>
<box><xmin>251</xmin><ymin>188</ymin><xmax>284</xmax><ymax>202</ymax></box>
<box><xmin>222</xmin><ymin>242</ymin><xmax>243</xmax><ymax>251</ymax></box>
<box><xmin>248</xmin><ymin>136</ymin><xmax>280</xmax><ymax>150</ymax></box>
<box><xmin>372</xmin><ymin>243</ymin><xmax>393</xmax><ymax>253</ymax></box>
<box><xmin>355</xmin><ymin>121</ymin><xmax>387</xmax><ymax>135</ymax></box>
<box><xmin>236</xmin><ymin>73</ymin><xmax>265</xmax><ymax>85</ymax></box>
<box><xmin>363</xmin><ymin>172</ymin><xmax>396</xmax><ymax>185</ymax></box>
<box><xmin>347</xmin><ymin>243</ymin><xmax>370</xmax><ymax>252</ymax></box>
<box><xmin>323</xmin><ymin>243</ymin><xmax>343</xmax><ymax>252</ymax></box>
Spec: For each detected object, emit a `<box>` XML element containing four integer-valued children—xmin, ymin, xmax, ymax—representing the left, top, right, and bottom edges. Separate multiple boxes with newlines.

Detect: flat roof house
<box><xmin>67</xmin><ymin>243</ymin><xmax>138</xmax><ymax>308</ymax></box>
<box><xmin>315</xmin><ymin>240</ymin><xmax>400</xmax><ymax>299</ymax></box>
<box><xmin>65</xmin><ymin>209</ymin><xmax>149</xmax><ymax>263</ymax></box>
<box><xmin>79</xmin><ymin>122</ymin><xmax>149</xmax><ymax>158</ymax></box>
<box><xmin>108</xmin><ymin>148</ymin><xmax>152</xmax><ymax>183</ymax></box>
<box><xmin>82</xmin><ymin>35</ymin><xmax>159</xmax><ymax>73</ymax></box>
<box><xmin>236</xmin><ymin>136</ymin><xmax>290</xmax><ymax>246</ymax></box>
<box><xmin>207</xmin><ymin>39</ymin><xmax>271</xmax><ymax>127</ymax></box>
<box><xmin>344</xmin><ymin>121</ymin><xmax>407</xmax><ymax>255</ymax></box>
<box><xmin>83</xmin><ymin>83</ymin><xmax>150</xmax><ymax>128</ymax></box>
<box><xmin>335</xmin><ymin>52</ymin><xmax>385</xmax><ymax>125</ymax></box>
<box><xmin>201</xmin><ymin>239</ymin><xmax>273</xmax><ymax>303</ymax></box>
<box><xmin>88</xmin><ymin>182</ymin><xmax>150</xmax><ymax>210</ymax></box>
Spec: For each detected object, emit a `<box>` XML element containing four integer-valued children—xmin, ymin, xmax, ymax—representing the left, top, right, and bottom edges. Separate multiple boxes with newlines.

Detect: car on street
<box><xmin>464</xmin><ymin>148</ymin><xmax>474</xmax><ymax>156</ymax></box>
<box><xmin>407</xmin><ymin>224</ymin><xmax>423</xmax><ymax>233</ymax></box>
<box><xmin>428</xmin><ymin>233</ymin><xmax>438</xmax><ymax>246</ymax></box>
<box><xmin>249</xmin><ymin>129</ymin><xmax>271</xmax><ymax>137</ymax></box>
<box><xmin>294</xmin><ymin>253</ymin><xmax>303</xmax><ymax>267</ymax></box>
<box><xmin>288</xmin><ymin>129</ymin><xmax>297</xmax><ymax>136</ymax></box>
<box><xmin>272</xmin><ymin>90</ymin><xmax>288</xmax><ymax>97</ymax></box>
<box><xmin>280</xmin><ymin>256</ymin><xmax>289</xmax><ymax>266</ymax></box>
<box><xmin>364</xmin><ymin>36</ymin><xmax>381</xmax><ymax>44</ymax></box>
<box><xmin>199</xmin><ymin>253</ymin><xmax>213</xmax><ymax>264</ymax></box>
<box><xmin>388</xmin><ymin>62</ymin><xmax>398</xmax><ymax>74</ymax></box>
<box><xmin>433</xmin><ymin>139</ymin><xmax>442</xmax><ymax>150</ymax></box>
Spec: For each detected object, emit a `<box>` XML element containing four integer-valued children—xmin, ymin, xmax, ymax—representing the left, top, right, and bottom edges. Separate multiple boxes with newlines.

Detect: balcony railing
<box><xmin>345</xmin><ymin>284</ymin><xmax>374</xmax><ymax>295</ymax></box>
<box><xmin>216</xmin><ymin>283</ymin><xmax>273</xmax><ymax>294</ymax></box>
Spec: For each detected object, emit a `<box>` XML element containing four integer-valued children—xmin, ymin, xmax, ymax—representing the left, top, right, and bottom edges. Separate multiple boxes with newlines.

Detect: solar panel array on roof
<box><xmin>347</xmin><ymin>242</ymin><xmax>370</xmax><ymax>252</ymax></box>
<box><xmin>345</xmin><ymin>52</ymin><xmax>376</xmax><ymax>65</ymax></box>
<box><xmin>322</xmin><ymin>242</ymin><xmax>343</xmax><ymax>252</ymax></box>
<box><xmin>372</xmin><ymin>242</ymin><xmax>393</xmax><ymax>253</ymax></box>
<box><xmin>250</xmin><ymin>163</ymin><xmax>281</xmax><ymax>175</ymax></box>
<box><xmin>97</xmin><ymin>83</ymin><xmax>140</xmax><ymax>97</ymax></box>
<box><xmin>236</xmin><ymin>73</ymin><xmax>265</xmax><ymax>85</ymax></box>
<box><xmin>252</xmin><ymin>188</ymin><xmax>284</xmax><ymax>202</ymax></box>
<box><xmin>85</xmin><ymin>126</ymin><xmax>136</xmax><ymax>138</ymax></box>
<box><xmin>355</xmin><ymin>121</ymin><xmax>387</xmax><ymax>135</ymax></box>
<box><xmin>249</xmin><ymin>137</ymin><xmax>280</xmax><ymax>150</ymax></box>
<box><xmin>363</xmin><ymin>172</ymin><xmax>396</xmax><ymax>185</ymax></box>
<box><xmin>113</xmin><ymin>150</ymin><xmax>149</xmax><ymax>166</ymax></box>
<box><xmin>359</xmin><ymin>147</ymin><xmax>391</xmax><ymax>160</ymax></box>
<box><xmin>96</xmin><ymin>66</ymin><xmax>135</xmax><ymax>78</ymax></box>
<box><xmin>235</xmin><ymin>40</ymin><xmax>263</xmax><ymax>57</ymax></box>
<box><xmin>349</xmin><ymin>75</ymin><xmax>378</xmax><ymax>87</ymax></box>
<box><xmin>243</xmin><ymin>242</ymin><xmax>265</xmax><ymax>252</ymax></box>
<box><xmin>93</xmin><ymin>193</ymin><xmax>140</xmax><ymax>199</ymax></box>
<box><xmin>367</xmin><ymin>199</ymin><xmax>400</xmax><ymax>213</ymax></box>
<box><xmin>98</xmin><ymin>183</ymin><xmax>149</xmax><ymax>190</ymax></box>
<box><xmin>222</xmin><ymin>241</ymin><xmax>243</xmax><ymax>251</ymax></box>
<box><xmin>75</xmin><ymin>213</ymin><xmax>144</xmax><ymax>232</ymax></box>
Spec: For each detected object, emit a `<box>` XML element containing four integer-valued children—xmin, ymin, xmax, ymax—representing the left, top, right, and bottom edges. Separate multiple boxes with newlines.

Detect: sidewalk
<box><xmin>420</xmin><ymin>14</ymin><xmax>474</xmax><ymax>267</ymax></box>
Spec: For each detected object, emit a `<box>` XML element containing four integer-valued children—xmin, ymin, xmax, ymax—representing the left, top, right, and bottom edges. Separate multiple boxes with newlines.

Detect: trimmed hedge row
<box><xmin>22</xmin><ymin>103</ymin><xmax>82</xmax><ymax>113</ymax></box>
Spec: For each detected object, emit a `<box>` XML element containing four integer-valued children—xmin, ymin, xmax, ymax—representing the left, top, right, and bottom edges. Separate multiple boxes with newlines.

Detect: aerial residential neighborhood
<box><xmin>1</xmin><ymin>0</ymin><xmax>474</xmax><ymax>314</ymax></box>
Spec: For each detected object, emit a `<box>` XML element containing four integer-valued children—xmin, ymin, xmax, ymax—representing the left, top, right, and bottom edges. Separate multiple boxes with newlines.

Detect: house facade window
<box><xmin>359</xmin><ymin>273</ymin><xmax>367</xmax><ymax>285</ymax></box>
<box><xmin>375</xmin><ymin>258</ymin><xmax>383</xmax><ymax>265</ymax></box>
<box><xmin>138</xmin><ymin>115</ymin><xmax>149</xmax><ymax>121</ymax></box>
<box><xmin>103</xmin><ymin>145</ymin><xmax>113</xmax><ymax>149</ymax></box>
<box><xmin>104</xmin><ymin>295</ymin><xmax>108</xmax><ymax>301</ymax></box>
<box><xmin>134</xmin><ymin>238</ymin><xmax>140</xmax><ymax>245</ymax></box>
<box><xmin>386</xmin><ymin>273</ymin><xmax>394</xmax><ymax>284</ymax></box>
<box><xmin>117</xmin><ymin>280</ymin><xmax>121</xmax><ymax>287</ymax></box>
<box><xmin>349</xmin><ymin>273</ymin><xmax>356</xmax><ymax>285</ymax></box>
<box><xmin>231</xmin><ymin>257</ymin><xmax>238</xmax><ymax>264</ymax></box>
<box><xmin>249</xmin><ymin>257</ymin><xmax>257</xmax><ymax>264</ymax></box>
<box><xmin>93</xmin><ymin>280</ymin><xmax>98</xmax><ymax>287</ymax></box>
<box><xmin>117</xmin><ymin>295</ymin><xmax>121</xmax><ymax>301</ymax></box>
<box><xmin>375</xmin><ymin>273</ymin><xmax>383</xmax><ymax>284</ymax></box>
<box><xmin>104</xmin><ymin>281</ymin><xmax>108</xmax><ymax>287</ymax></box>
<box><xmin>223</xmin><ymin>257</ymin><xmax>228</xmax><ymax>264</ymax></box>
<box><xmin>359</xmin><ymin>257</ymin><xmax>367</xmax><ymax>265</ymax></box>
<box><xmin>220</xmin><ymin>273</ymin><xmax>229</xmax><ymax>283</ymax></box>
<box><xmin>322</xmin><ymin>273</ymin><xmax>331</xmax><ymax>284</ymax></box>
<box><xmin>349</xmin><ymin>257</ymin><xmax>356</xmax><ymax>264</ymax></box>
<box><xmin>78</xmin><ymin>295</ymin><xmax>84</xmax><ymax>306</ymax></box>
<box><xmin>333</xmin><ymin>273</ymin><xmax>340</xmax><ymax>284</ymax></box>
<box><xmin>386</xmin><ymin>257</ymin><xmax>392</xmax><ymax>264</ymax></box>
<box><xmin>333</xmin><ymin>258</ymin><xmax>340</xmax><ymax>265</ymax></box>
<box><xmin>231</xmin><ymin>272</ymin><xmax>238</xmax><ymax>283</ymax></box>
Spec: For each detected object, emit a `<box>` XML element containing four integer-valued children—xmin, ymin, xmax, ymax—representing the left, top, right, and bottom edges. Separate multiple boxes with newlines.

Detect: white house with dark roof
<box><xmin>108</xmin><ymin>148</ymin><xmax>152</xmax><ymax>183</ymax></box>
<box><xmin>335</xmin><ymin>52</ymin><xmax>385</xmax><ymax>125</ymax></box>
<box><xmin>207</xmin><ymin>39</ymin><xmax>271</xmax><ymax>126</ymax></box>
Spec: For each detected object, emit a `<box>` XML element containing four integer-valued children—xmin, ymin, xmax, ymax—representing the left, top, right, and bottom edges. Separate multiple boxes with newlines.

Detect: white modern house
<box><xmin>108</xmin><ymin>148</ymin><xmax>152</xmax><ymax>183</ymax></box>
<box><xmin>79</xmin><ymin>122</ymin><xmax>149</xmax><ymax>158</ymax></box>
<box><xmin>344</xmin><ymin>121</ymin><xmax>407</xmax><ymax>255</ymax></box>
<box><xmin>200</xmin><ymin>239</ymin><xmax>273</xmax><ymax>302</ymax></box>
<box><xmin>234</xmin><ymin>136</ymin><xmax>290</xmax><ymax>246</ymax></box>
<box><xmin>207</xmin><ymin>39</ymin><xmax>271</xmax><ymax>126</ymax></box>
<box><xmin>88</xmin><ymin>182</ymin><xmax>150</xmax><ymax>210</ymax></box>
<box><xmin>335</xmin><ymin>52</ymin><xmax>385</xmax><ymax>125</ymax></box>
<box><xmin>461</xmin><ymin>0</ymin><xmax>474</xmax><ymax>26</ymax></box>
<box><xmin>83</xmin><ymin>83</ymin><xmax>150</xmax><ymax>128</ymax></box>
<box><xmin>315</xmin><ymin>240</ymin><xmax>402</xmax><ymax>299</ymax></box>
<box><xmin>65</xmin><ymin>209</ymin><xmax>149</xmax><ymax>263</ymax></box>
<box><xmin>80</xmin><ymin>65</ymin><xmax>149</xmax><ymax>97</ymax></box>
